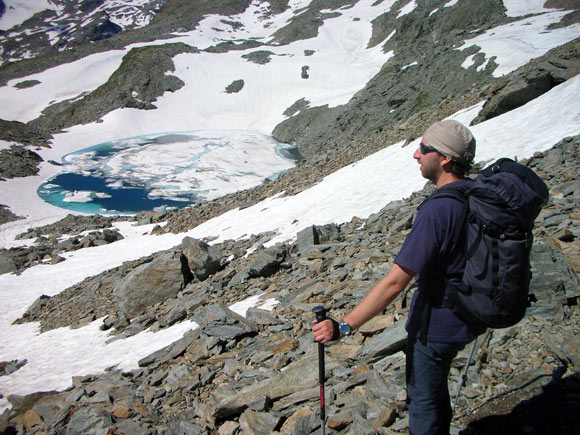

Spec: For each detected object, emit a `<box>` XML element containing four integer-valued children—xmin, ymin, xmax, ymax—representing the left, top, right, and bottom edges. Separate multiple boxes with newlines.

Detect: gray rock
<box><xmin>247</xmin><ymin>251</ymin><xmax>283</xmax><ymax>278</ymax></box>
<box><xmin>182</xmin><ymin>237</ymin><xmax>222</xmax><ymax>281</ymax></box>
<box><xmin>239</xmin><ymin>408</ymin><xmax>281</xmax><ymax>434</ymax></box>
<box><xmin>194</xmin><ymin>304</ymin><xmax>258</xmax><ymax>341</ymax></box>
<box><xmin>296</xmin><ymin>225</ymin><xmax>320</xmax><ymax>253</ymax></box>
<box><xmin>544</xmin><ymin>331</ymin><xmax>580</xmax><ymax>371</ymax></box>
<box><xmin>242</xmin><ymin>50</ymin><xmax>275</xmax><ymax>64</ymax></box>
<box><xmin>114</xmin><ymin>420</ymin><xmax>151</xmax><ymax>435</ymax></box>
<box><xmin>473</xmin><ymin>69</ymin><xmax>565</xmax><ymax>124</ymax></box>
<box><xmin>138</xmin><ymin>329</ymin><xmax>199</xmax><ymax>367</ymax></box>
<box><xmin>365</xmin><ymin>367</ymin><xmax>406</xmax><ymax>401</ymax></box>
<box><xmin>292</xmin><ymin>410</ymin><xmax>320</xmax><ymax>435</ymax></box>
<box><xmin>351</xmin><ymin>401</ymin><xmax>380</xmax><ymax>435</ymax></box>
<box><xmin>247</xmin><ymin>395</ymin><xmax>273</xmax><ymax>411</ymax></box>
<box><xmin>246</xmin><ymin>307</ymin><xmax>279</xmax><ymax>326</ymax></box>
<box><xmin>114</xmin><ymin>251</ymin><xmax>190</xmax><ymax>320</ymax></box>
<box><xmin>225</xmin><ymin>79</ymin><xmax>244</xmax><ymax>94</ymax></box>
<box><xmin>218</xmin><ymin>421</ymin><xmax>240</xmax><ymax>435</ymax></box>
<box><xmin>64</xmin><ymin>406</ymin><xmax>113</xmax><ymax>435</ymax></box>
<box><xmin>554</xmin><ymin>180</ymin><xmax>580</xmax><ymax>197</ymax></box>
<box><xmin>0</xmin><ymin>203</ymin><xmax>24</xmax><ymax>225</ymax></box>
<box><xmin>528</xmin><ymin>242</ymin><xmax>574</xmax><ymax>319</ymax></box>
<box><xmin>165</xmin><ymin>363</ymin><xmax>193</xmax><ymax>386</ymax></box>
<box><xmin>82</xmin><ymin>391</ymin><xmax>111</xmax><ymax>404</ymax></box>
<box><xmin>213</xmin><ymin>356</ymin><xmax>341</xmax><ymax>419</ymax></box>
<box><xmin>0</xmin><ymin>250</ymin><xmax>17</xmax><ymax>274</ymax></box>
<box><xmin>360</xmin><ymin>319</ymin><xmax>408</xmax><ymax>362</ymax></box>
<box><xmin>166</xmin><ymin>419</ymin><xmax>203</xmax><ymax>435</ymax></box>
<box><xmin>543</xmin><ymin>212</ymin><xmax>569</xmax><ymax>228</ymax></box>
<box><xmin>0</xmin><ymin>145</ymin><xmax>43</xmax><ymax>178</ymax></box>
<box><xmin>203</xmin><ymin>324</ymin><xmax>249</xmax><ymax>340</ymax></box>
<box><xmin>162</xmin><ymin>306</ymin><xmax>187</xmax><ymax>327</ymax></box>
<box><xmin>1</xmin><ymin>359</ymin><xmax>27</xmax><ymax>375</ymax></box>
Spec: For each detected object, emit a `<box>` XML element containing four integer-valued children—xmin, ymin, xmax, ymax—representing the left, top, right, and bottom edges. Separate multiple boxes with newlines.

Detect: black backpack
<box><xmin>423</xmin><ymin>158</ymin><xmax>549</xmax><ymax>333</ymax></box>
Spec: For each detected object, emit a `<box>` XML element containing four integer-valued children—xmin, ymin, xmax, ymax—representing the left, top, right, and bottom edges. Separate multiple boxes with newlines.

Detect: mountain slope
<box><xmin>0</xmin><ymin>1</ymin><xmax>580</xmax><ymax>434</ymax></box>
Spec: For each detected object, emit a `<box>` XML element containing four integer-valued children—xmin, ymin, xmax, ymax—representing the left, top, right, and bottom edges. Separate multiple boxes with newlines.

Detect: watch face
<box><xmin>339</xmin><ymin>322</ymin><xmax>351</xmax><ymax>336</ymax></box>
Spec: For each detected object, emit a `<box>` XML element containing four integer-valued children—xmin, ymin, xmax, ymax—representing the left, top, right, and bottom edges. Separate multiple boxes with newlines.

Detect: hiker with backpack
<box><xmin>313</xmin><ymin>119</ymin><xmax>548</xmax><ymax>435</ymax></box>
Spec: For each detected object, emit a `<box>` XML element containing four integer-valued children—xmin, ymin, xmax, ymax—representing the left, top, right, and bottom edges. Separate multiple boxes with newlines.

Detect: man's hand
<box><xmin>313</xmin><ymin>318</ymin><xmax>338</xmax><ymax>344</ymax></box>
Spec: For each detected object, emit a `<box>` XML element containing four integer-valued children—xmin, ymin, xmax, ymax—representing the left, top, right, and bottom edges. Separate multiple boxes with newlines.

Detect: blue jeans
<box><xmin>406</xmin><ymin>337</ymin><xmax>467</xmax><ymax>435</ymax></box>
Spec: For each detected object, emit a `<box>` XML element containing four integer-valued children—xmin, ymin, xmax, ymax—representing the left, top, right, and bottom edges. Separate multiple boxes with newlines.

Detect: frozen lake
<box><xmin>37</xmin><ymin>130</ymin><xmax>301</xmax><ymax>214</ymax></box>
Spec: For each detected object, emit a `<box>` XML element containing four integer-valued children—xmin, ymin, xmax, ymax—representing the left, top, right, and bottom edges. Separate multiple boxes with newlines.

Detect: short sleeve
<box><xmin>395</xmin><ymin>204</ymin><xmax>445</xmax><ymax>275</ymax></box>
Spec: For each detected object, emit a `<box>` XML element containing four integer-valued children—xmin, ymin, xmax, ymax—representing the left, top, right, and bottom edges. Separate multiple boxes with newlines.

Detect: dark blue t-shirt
<box><xmin>395</xmin><ymin>180</ymin><xmax>476</xmax><ymax>343</ymax></box>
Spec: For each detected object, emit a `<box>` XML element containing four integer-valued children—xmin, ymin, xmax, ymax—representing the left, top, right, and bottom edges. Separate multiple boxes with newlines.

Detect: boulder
<box><xmin>113</xmin><ymin>251</ymin><xmax>190</xmax><ymax>320</ymax></box>
<box><xmin>195</xmin><ymin>304</ymin><xmax>258</xmax><ymax>340</ymax></box>
<box><xmin>295</xmin><ymin>225</ymin><xmax>320</xmax><ymax>253</ymax></box>
<box><xmin>247</xmin><ymin>245</ymin><xmax>287</xmax><ymax>278</ymax></box>
<box><xmin>64</xmin><ymin>406</ymin><xmax>113</xmax><ymax>435</ymax></box>
<box><xmin>239</xmin><ymin>408</ymin><xmax>281</xmax><ymax>434</ymax></box>
<box><xmin>181</xmin><ymin>237</ymin><xmax>222</xmax><ymax>281</ymax></box>
<box><xmin>166</xmin><ymin>419</ymin><xmax>203</xmax><ymax>435</ymax></box>
<box><xmin>247</xmin><ymin>252</ymin><xmax>282</xmax><ymax>278</ymax></box>
<box><xmin>360</xmin><ymin>319</ymin><xmax>408</xmax><ymax>362</ymax></box>
<box><xmin>225</xmin><ymin>79</ymin><xmax>244</xmax><ymax>93</ymax></box>
<box><xmin>0</xmin><ymin>250</ymin><xmax>17</xmax><ymax>275</ymax></box>
<box><xmin>138</xmin><ymin>329</ymin><xmax>200</xmax><ymax>367</ymax></box>
<box><xmin>0</xmin><ymin>145</ymin><xmax>43</xmax><ymax>178</ymax></box>
<box><xmin>528</xmin><ymin>242</ymin><xmax>575</xmax><ymax>320</ymax></box>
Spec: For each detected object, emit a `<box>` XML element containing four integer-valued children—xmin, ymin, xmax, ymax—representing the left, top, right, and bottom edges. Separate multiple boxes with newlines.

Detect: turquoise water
<box><xmin>38</xmin><ymin>173</ymin><xmax>195</xmax><ymax>215</ymax></box>
<box><xmin>38</xmin><ymin>131</ymin><xmax>301</xmax><ymax>215</ymax></box>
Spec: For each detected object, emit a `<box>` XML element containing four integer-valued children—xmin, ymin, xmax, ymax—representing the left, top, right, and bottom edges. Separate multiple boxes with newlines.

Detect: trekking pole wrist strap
<box><xmin>328</xmin><ymin>318</ymin><xmax>341</xmax><ymax>341</ymax></box>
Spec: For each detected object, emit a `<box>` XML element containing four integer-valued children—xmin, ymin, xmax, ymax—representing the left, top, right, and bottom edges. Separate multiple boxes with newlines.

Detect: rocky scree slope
<box><xmin>2</xmin><ymin>135</ymin><xmax>579</xmax><ymax>434</ymax></box>
<box><xmin>0</xmin><ymin>214</ymin><xmax>129</xmax><ymax>275</ymax></box>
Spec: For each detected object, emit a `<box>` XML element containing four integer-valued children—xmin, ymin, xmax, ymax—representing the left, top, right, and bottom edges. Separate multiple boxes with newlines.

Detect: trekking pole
<box><xmin>312</xmin><ymin>306</ymin><xmax>327</xmax><ymax>435</ymax></box>
<box><xmin>453</xmin><ymin>335</ymin><xmax>479</xmax><ymax>412</ymax></box>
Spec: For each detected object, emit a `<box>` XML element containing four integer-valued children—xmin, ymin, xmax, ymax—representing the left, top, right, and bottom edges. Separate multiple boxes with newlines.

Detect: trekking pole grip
<box><xmin>312</xmin><ymin>306</ymin><xmax>327</xmax><ymax>379</ymax></box>
<box><xmin>312</xmin><ymin>306</ymin><xmax>327</xmax><ymax>435</ymax></box>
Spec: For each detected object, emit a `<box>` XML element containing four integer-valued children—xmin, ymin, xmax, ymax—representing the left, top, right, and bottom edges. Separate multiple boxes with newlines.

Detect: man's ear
<box><xmin>440</xmin><ymin>155</ymin><xmax>453</xmax><ymax>172</ymax></box>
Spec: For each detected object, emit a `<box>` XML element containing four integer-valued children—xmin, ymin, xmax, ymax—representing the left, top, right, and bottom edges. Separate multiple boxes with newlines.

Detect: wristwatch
<box><xmin>339</xmin><ymin>321</ymin><xmax>353</xmax><ymax>336</ymax></box>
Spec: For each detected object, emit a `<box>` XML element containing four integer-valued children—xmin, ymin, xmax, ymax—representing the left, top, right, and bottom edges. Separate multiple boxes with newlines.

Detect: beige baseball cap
<box><xmin>421</xmin><ymin>120</ymin><xmax>476</xmax><ymax>168</ymax></box>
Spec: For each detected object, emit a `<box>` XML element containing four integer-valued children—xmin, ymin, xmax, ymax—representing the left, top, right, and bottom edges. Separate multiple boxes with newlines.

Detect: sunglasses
<box><xmin>420</xmin><ymin>143</ymin><xmax>438</xmax><ymax>154</ymax></box>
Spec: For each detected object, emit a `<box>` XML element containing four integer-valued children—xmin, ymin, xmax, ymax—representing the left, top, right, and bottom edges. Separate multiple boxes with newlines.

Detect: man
<box><xmin>313</xmin><ymin>119</ymin><xmax>480</xmax><ymax>435</ymax></box>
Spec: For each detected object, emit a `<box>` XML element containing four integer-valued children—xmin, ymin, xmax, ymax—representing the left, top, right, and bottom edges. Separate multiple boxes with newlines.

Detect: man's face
<box><xmin>413</xmin><ymin>142</ymin><xmax>444</xmax><ymax>184</ymax></box>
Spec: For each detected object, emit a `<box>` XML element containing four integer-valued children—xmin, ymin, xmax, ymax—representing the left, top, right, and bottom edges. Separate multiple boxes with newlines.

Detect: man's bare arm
<box><xmin>313</xmin><ymin>264</ymin><xmax>415</xmax><ymax>343</ymax></box>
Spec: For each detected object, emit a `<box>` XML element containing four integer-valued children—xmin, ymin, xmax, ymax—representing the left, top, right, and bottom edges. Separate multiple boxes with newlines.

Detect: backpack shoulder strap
<box><xmin>420</xmin><ymin>185</ymin><xmax>470</xmax><ymax>245</ymax></box>
<box><xmin>417</xmin><ymin>185</ymin><xmax>470</xmax><ymax>344</ymax></box>
<box><xmin>420</xmin><ymin>185</ymin><xmax>468</xmax><ymax>207</ymax></box>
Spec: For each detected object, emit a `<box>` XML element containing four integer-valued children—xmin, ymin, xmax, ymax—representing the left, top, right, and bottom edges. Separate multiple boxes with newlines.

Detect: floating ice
<box><xmin>38</xmin><ymin>130</ymin><xmax>301</xmax><ymax>214</ymax></box>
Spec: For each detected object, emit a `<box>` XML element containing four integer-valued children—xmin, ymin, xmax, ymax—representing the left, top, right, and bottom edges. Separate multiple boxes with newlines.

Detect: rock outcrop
<box><xmin>0</xmin><ymin>145</ymin><xmax>43</xmax><ymax>178</ymax></box>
